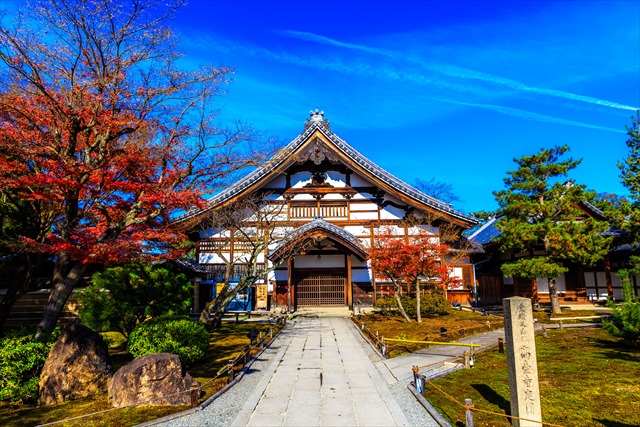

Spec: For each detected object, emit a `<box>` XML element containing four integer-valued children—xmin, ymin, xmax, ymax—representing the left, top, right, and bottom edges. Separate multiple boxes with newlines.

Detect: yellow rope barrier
<box><xmin>419</xmin><ymin>373</ymin><xmax>566</xmax><ymax>427</ymax></box>
<box><xmin>382</xmin><ymin>337</ymin><xmax>482</xmax><ymax>347</ymax></box>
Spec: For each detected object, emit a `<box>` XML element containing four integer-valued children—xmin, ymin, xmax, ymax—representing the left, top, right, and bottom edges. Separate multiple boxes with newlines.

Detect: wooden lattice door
<box><xmin>296</xmin><ymin>274</ymin><xmax>346</xmax><ymax>306</ymax></box>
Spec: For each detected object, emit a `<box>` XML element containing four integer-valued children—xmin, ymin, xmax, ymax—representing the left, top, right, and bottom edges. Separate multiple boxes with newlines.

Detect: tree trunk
<box><xmin>34</xmin><ymin>262</ymin><xmax>87</xmax><ymax>342</ymax></box>
<box><xmin>416</xmin><ymin>281</ymin><xmax>421</xmax><ymax>323</ymax></box>
<box><xmin>394</xmin><ymin>289</ymin><xmax>412</xmax><ymax>322</ymax></box>
<box><xmin>548</xmin><ymin>278</ymin><xmax>562</xmax><ymax>314</ymax></box>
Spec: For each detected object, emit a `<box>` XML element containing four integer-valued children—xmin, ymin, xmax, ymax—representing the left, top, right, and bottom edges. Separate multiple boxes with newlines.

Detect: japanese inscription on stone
<box><xmin>503</xmin><ymin>297</ymin><xmax>542</xmax><ymax>427</ymax></box>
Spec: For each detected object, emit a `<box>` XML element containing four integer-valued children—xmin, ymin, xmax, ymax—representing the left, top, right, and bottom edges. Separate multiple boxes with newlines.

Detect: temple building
<box><xmin>178</xmin><ymin>111</ymin><xmax>478</xmax><ymax>312</ymax></box>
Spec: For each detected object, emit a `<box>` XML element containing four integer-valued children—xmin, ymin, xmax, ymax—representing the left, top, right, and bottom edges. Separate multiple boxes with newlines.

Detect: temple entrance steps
<box><xmin>294</xmin><ymin>306</ymin><xmax>353</xmax><ymax>318</ymax></box>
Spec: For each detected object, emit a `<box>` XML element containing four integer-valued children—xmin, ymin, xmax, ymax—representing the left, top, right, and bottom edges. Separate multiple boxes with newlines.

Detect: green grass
<box><xmin>355</xmin><ymin>310</ymin><xmax>504</xmax><ymax>357</ymax></box>
<box><xmin>0</xmin><ymin>321</ymin><xmax>282</xmax><ymax>427</ymax></box>
<box><xmin>423</xmin><ymin>327</ymin><xmax>640</xmax><ymax>427</ymax></box>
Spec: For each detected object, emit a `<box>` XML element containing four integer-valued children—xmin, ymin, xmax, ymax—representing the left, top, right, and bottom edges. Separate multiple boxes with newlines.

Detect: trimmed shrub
<box><xmin>127</xmin><ymin>315</ymin><xmax>209</xmax><ymax>366</ymax></box>
<box><xmin>375</xmin><ymin>293</ymin><xmax>450</xmax><ymax>320</ymax></box>
<box><xmin>420</xmin><ymin>292</ymin><xmax>451</xmax><ymax>317</ymax></box>
<box><xmin>604</xmin><ymin>278</ymin><xmax>640</xmax><ymax>347</ymax></box>
<box><xmin>374</xmin><ymin>297</ymin><xmax>397</xmax><ymax>315</ymax></box>
<box><xmin>0</xmin><ymin>327</ymin><xmax>60</xmax><ymax>403</ymax></box>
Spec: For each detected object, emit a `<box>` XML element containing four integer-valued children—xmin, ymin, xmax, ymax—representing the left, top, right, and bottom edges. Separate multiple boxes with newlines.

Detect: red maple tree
<box><xmin>0</xmin><ymin>0</ymin><xmax>262</xmax><ymax>339</ymax></box>
<box><xmin>369</xmin><ymin>226</ymin><xmax>462</xmax><ymax>322</ymax></box>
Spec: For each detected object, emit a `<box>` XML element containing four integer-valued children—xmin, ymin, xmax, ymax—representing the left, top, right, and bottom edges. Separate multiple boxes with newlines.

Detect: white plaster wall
<box><xmin>350</xmin><ymin>193</ymin><xmax>369</xmax><ymax>200</ymax></box>
<box><xmin>323</xmin><ymin>194</ymin><xmax>346</xmax><ymax>201</ymax></box>
<box><xmin>295</xmin><ymin>254</ymin><xmax>345</xmax><ymax>268</ymax></box>
<box><xmin>291</xmin><ymin>194</ymin><xmax>315</xmax><ymax>201</ymax></box>
<box><xmin>350</xmin><ymin>211</ymin><xmax>379</xmax><ymax>220</ymax></box>
<box><xmin>536</xmin><ymin>274</ymin><xmax>566</xmax><ymax>293</ymax></box>
<box><xmin>350</xmin><ymin>173</ymin><xmax>370</xmax><ymax>187</ymax></box>
<box><xmin>325</xmin><ymin>172</ymin><xmax>346</xmax><ymax>187</ymax></box>
<box><xmin>350</xmin><ymin>202</ymin><xmax>378</xmax><ymax>211</ymax></box>
<box><xmin>291</xmin><ymin>172</ymin><xmax>312</xmax><ymax>187</ymax></box>
<box><xmin>199</xmin><ymin>228</ymin><xmax>233</xmax><ymax>239</ymax></box>
<box><xmin>344</xmin><ymin>225</ymin><xmax>369</xmax><ymax>237</ymax></box>
<box><xmin>380</xmin><ymin>205</ymin><xmax>405</xmax><ymax>220</ymax></box>
<box><xmin>199</xmin><ymin>253</ymin><xmax>226</xmax><ymax>264</ymax></box>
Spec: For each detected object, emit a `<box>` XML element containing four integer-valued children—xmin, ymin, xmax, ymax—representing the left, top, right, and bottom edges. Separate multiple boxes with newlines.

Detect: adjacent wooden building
<box><xmin>178</xmin><ymin>111</ymin><xmax>478</xmax><ymax>312</ymax></box>
<box><xmin>469</xmin><ymin>203</ymin><xmax>640</xmax><ymax>305</ymax></box>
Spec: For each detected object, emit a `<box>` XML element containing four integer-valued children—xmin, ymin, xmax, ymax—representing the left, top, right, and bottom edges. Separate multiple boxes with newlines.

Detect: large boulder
<box><xmin>38</xmin><ymin>322</ymin><xmax>113</xmax><ymax>405</ymax></box>
<box><xmin>108</xmin><ymin>353</ymin><xmax>200</xmax><ymax>407</ymax></box>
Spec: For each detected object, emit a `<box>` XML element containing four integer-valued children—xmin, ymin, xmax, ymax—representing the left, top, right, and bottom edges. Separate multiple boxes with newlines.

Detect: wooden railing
<box><xmin>289</xmin><ymin>204</ymin><xmax>348</xmax><ymax>219</ymax></box>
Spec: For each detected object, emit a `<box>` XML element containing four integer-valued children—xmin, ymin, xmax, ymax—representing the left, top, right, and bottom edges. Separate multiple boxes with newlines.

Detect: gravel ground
<box><xmin>146</xmin><ymin>318</ymin><xmax>438</xmax><ymax>427</ymax></box>
<box><xmin>347</xmin><ymin>321</ymin><xmax>439</xmax><ymax>427</ymax></box>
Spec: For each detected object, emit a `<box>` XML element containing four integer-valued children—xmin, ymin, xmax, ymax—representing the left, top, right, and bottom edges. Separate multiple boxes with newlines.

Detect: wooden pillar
<box><xmin>346</xmin><ymin>254</ymin><xmax>353</xmax><ymax>310</ymax></box>
<box><xmin>604</xmin><ymin>255</ymin><xmax>614</xmax><ymax>299</ymax></box>
<box><xmin>370</xmin><ymin>225</ymin><xmax>377</xmax><ymax>304</ymax></box>
<box><xmin>193</xmin><ymin>277</ymin><xmax>201</xmax><ymax>313</ymax></box>
<box><xmin>287</xmin><ymin>257</ymin><xmax>294</xmax><ymax>312</ymax></box>
<box><xmin>531</xmin><ymin>278</ymin><xmax>538</xmax><ymax>304</ymax></box>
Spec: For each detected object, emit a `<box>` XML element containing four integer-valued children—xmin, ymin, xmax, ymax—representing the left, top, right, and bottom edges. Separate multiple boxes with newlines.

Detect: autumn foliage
<box><xmin>369</xmin><ymin>226</ymin><xmax>461</xmax><ymax>322</ymax></box>
<box><xmin>0</xmin><ymin>0</ymin><xmax>263</xmax><ymax>339</ymax></box>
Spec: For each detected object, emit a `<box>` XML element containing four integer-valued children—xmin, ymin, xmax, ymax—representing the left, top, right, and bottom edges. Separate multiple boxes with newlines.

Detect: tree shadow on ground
<box><xmin>471</xmin><ymin>383</ymin><xmax>511</xmax><ymax>416</ymax></box>
<box><xmin>594</xmin><ymin>419</ymin><xmax>639</xmax><ymax>427</ymax></box>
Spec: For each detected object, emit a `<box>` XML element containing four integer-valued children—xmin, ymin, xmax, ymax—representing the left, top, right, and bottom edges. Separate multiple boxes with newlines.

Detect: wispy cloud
<box><xmin>280</xmin><ymin>30</ymin><xmax>639</xmax><ymax>112</ymax></box>
<box><xmin>437</xmin><ymin>98</ymin><xmax>625</xmax><ymax>133</ymax></box>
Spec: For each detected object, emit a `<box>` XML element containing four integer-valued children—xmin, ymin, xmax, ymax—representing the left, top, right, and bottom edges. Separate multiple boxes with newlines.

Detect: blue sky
<box><xmin>171</xmin><ymin>0</ymin><xmax>639</xmax><ymax>214</ymax></box>
<box><xmin>3</xmin><ymin>0</ymin><xmax>639</xmax><ymax>213</ymax></box>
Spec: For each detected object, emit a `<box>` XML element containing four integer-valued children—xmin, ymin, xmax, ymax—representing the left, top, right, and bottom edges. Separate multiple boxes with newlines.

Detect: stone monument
<box><xmin>503</xmin><ymin>297</ymin><xmax>542</xmax><ymax>427</ymax></box>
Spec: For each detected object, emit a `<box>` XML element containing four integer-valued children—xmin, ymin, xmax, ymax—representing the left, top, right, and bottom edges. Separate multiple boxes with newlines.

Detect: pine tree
<box><xmin>494</xmin><ymin>145</ymin><xmax>612</xmax><ymax>314</ymax></box>
<box><xmin>618</xmin><ymin>113</ymin><xmax>640</xmax><ymax>279</ymax></box>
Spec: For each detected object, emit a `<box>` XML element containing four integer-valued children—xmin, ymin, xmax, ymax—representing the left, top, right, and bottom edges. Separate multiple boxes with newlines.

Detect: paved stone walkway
<box><xmin>380</xmin><ymin>327</ymin><xmax>507</xmax><ymax>383</ymax></box>
<box><xmin>231</xmin><ymin>316</ymin><xmax>410</xmax><ymax>427</ymax></box>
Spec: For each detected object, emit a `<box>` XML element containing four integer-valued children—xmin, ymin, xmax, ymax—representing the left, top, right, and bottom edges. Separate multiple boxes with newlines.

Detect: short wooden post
<box><xmin>498</xmin><ymin>338</ymin><xmax>504</xmax><ymax>353</ymax></box>
<box><xmin>559</xmin><ymin>319</ymin><xmax>563</xmax><ymax>330</ymax></box>
<box><xmin>235</xmin><ymin>313</ymin><xmax>240</xmax><ymax>323</ymax></box>
<box><xmin>244</xmin><ymin>345</ymin><xmax>251</xmax><ymax>365</ymax></box>
<box><xmin>464</xmin><ymin>351</ymin><xmax>470</xmax><ymax>369</ymax></box>
<box><xmin>190</xmin><ymin>386</ymin><xmax>199</xmax><ymax>408</ymax></box>
<box><xmin>227</xmin><ymin>360</ymin><xmax>234</xmax><ymax>383</ymax></box>
<box><xmin>542</xmin><ymin>325</ymin><xmax>547</xmax><ymax>337</ymax></box>
<box><xmin>269</xmin><ymin>327</ymin><xmax>273</xmax><ymax>339</ymax></box>
<box><xmin>465</xmin><ymin>398</ymin><xmax>474</xmax><ymax>427</ymax></box>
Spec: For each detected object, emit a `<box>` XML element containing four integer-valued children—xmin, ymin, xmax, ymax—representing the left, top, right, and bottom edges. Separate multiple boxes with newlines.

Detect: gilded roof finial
<box><xmin>304</xmin><ymin>109</ymin><xmax>329</xmax><ymax>130</ymax></box>
<box><xmin>310</xmin><ymin>109</ymin><xmax>325</xmax><ymax>121</ymax></box>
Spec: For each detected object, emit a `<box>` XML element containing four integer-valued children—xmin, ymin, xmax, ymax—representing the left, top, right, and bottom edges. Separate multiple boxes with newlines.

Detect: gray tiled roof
<box><xmin>467</xmin><ymin>216</ymin><xmax>500</xmax><ymax>245</ymax></box>
<box><xmin>176</xmin><ymin>114</ymin><xmax>477</xmax><ymax>225</ymax></box>
<box><xmin>268</xmin><ymin>216</ymin><xmax>367</xmax><ymax>259</ymax></box>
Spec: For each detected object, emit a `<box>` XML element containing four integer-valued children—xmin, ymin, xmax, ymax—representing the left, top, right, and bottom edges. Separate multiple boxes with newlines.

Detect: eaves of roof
<box><xmin>268</xmin><ymin>216</ymin><xmax>368</xmax><ymax>262</ymax></box>
<box><xmin>174</xmin><ymin>115</ymin><xmax>478</xmax><ymax>227</ymax></box>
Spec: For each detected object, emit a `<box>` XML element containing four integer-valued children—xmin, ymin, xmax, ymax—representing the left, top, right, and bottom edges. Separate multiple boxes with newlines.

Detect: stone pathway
<box><xmin>231</xmin><ymin>316</ymin><xmax>411</xmax><ymax>427</ymax></box>
<box><xmin>380</xmin><ymin>327</ymin><xmax>507</xmax><ymax>383</ymax></box>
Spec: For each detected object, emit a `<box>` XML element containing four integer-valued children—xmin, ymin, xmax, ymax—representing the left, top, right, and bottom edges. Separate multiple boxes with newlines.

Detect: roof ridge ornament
<box><xmin>304</xmin><ymin>108</ymin><xmax>330</xmax><ymax>130</ymax></box>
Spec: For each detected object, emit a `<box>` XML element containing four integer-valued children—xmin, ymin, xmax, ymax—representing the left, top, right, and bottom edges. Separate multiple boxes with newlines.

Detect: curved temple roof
<box><xmin>176</xmin><ymin>111</ymin><xmax>477</xmax><ymax>227</ymax></box>
<box><xmin>268</xmin><ymin>216</ymin><xmax>368</xmax><ymax>262</ymax></box>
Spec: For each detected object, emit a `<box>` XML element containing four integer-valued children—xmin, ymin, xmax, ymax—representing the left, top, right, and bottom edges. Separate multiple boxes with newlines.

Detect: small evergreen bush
<box><xmin>0</xmin><ymin>327</ymin><xmax>59</xmax><ymax>403</ymax></box>
<box><xmin>127</xmin><ymin>315</ymin><xmax>209</xmax><ymax>365</ymax></box>
<box><xmin>78</xmin><ymin>262</ymin><xmax>193</xmax><ymax>339</ymax></box>
<box><xmin>420</xmin><ymin>291</ymin><xmax>451</xmax><ymax>317</ymax></box>
<box><xmin>604</xmin><ymin>277</ymin><xmax>640</xmax><ymax>347</ymax></box>
<box><xmin>375</xmin><ymin>293</ymin><xmax>450</xmax><ymax>320</ymax></box>
<box><xmin>374</xmin><ymin>297</ymin><xmax>397</xmax><ymax>315</ymax></box>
